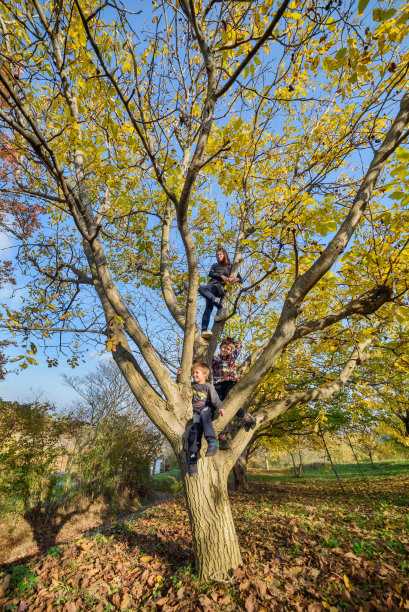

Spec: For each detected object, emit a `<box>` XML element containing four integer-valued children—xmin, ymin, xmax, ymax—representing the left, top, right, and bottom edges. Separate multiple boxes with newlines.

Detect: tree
<box><xmin>0</xmin><ymin>398</ymin><xmax>82</xmax><ymax>550</ymax></box>
<box><xmin>1</xmin><ymin>0</ymin><xmax>409</xmax><ymax>578</ymax></box>
<box><xmin>63</xmin><ymin>362</ymin><xmax>163</xmax><ymax>501</ymax></box>
<box><xmin>358</xmin><ymin>330</ymin><xmax>409</xmax><ymax>445</ymax></box>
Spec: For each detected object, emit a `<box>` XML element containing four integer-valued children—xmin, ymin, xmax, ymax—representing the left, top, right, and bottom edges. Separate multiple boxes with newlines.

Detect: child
<box><xmin>212</xmin><ymin>337</ymin><xmax>256</xmax><ymax>449</ymax></box>
<box><xmin>186</xmin><ymin>362</ymin><xmax>225</xmax><ymax>476</ymax></box>
<box><xmin>198</xmin><ymin>248</ymin><xmax>241</xmax><ymax>339</ymax></box>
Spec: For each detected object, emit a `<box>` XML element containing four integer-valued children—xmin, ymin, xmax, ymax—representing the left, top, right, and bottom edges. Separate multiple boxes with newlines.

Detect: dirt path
<box><xmin>82</xmin><ymin>491</ymin><xmax>175</xmax><ymax>537</ymax></box>
<box><xmin>0</xmin><ymin>490</ymin><xmax>175</xmax><ymax>568</ymax></box>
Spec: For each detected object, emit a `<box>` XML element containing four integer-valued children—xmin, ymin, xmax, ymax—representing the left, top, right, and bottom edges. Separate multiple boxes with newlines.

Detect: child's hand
<box><xmin>177</xmin><ymin>367</ymin><xmax>182</xmax><ymax>376</ymax></box>
<box><xmin>219</xmin><ymin>408</ymin><xmax>225</xmax><ymax>417</ymax></box>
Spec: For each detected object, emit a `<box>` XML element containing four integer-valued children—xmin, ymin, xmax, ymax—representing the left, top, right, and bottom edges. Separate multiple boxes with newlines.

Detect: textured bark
<box><xmin>180</xmin><ymin>452</ymin><xmax>242</xmax><ymax>580</ymax></box>
<box><xmin>233</xmin><ymin>452</ymin><xmax>249</xmax><ymax>492</ymax></box>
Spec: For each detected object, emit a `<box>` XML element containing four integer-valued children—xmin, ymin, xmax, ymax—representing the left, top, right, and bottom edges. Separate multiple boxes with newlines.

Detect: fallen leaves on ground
<box><xmin>1</xmin><ymin>474</ymin><xmax>408</xmax><ymax>611</ymax></box>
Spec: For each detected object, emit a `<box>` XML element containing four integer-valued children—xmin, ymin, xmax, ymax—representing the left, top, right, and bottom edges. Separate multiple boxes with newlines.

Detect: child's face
<box><xmin>220</xmin><ymin>343</ymin><xmax>234</xmax><ymax>358</ymax></box>
<box><xmin>193</xmin><ymin>367</ymin><xmax>207</xmax><ymax>384</ymax></box>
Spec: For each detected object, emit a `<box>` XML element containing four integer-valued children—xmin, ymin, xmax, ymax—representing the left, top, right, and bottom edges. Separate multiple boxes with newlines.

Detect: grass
<box><xmin>248</xmin><ymin>459</ymin><xmax>409</xmax><ymax>483</ymax></box>
<box><xmin>152</xmin><ymin>460</ymin><xmax>409</xmax><ymax>493</ymax></box>
<box><xmin>152</xmin><ymin>468</ymin><xmax>181</xmax><ymax>492</ymax></box>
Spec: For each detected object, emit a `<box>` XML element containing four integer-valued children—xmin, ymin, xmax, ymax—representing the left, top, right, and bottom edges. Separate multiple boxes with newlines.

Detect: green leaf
<box><xmin>358</xmin><ymin>0</ymin><xmax>370</xmax><ymax>14</ymax></box>
<box><xmin>373</xmin><ymin>7</ymin><xmax>396</xmax><ymax>22</ymax></box>
<box><xmin>396</xmin><ymin>12</ymin><xmax>409</xmax><ymax>25</ymax></box>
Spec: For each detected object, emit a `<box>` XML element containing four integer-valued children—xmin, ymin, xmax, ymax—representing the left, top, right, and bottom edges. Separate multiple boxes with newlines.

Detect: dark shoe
<box><xmin>219</xmin><ymin>434</ymin><xmax>231</xmax><ymax>450</ymax></box>
<box><xmin>242</xmin><ymin>413</ymin><xmax>256</xmax><ymax>432</ymax></box>
<box><xmin>205</xmin><ymin>438</ymin><xmax>218</xmax><ymax>456</ymax></box>
<box><xmin>214</xmin><ymin>307</ymin><xmax>227</xmax><ymax>322</ymax></box>
<box><xmin>187</xmin><ymin>453</ymin><xmax>198</xmax><ymax>476</ymax></box>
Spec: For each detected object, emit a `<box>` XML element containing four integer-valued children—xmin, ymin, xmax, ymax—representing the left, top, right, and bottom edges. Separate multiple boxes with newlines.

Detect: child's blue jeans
<box><xmin>187</xmin><ymin>407</ymin><xmax>216</xmax><ymax>453</ymax></box>
<box><xmin>198</xmin><ymin>282</ymin><xmax>224</xmax><ymax>331</ymax></box>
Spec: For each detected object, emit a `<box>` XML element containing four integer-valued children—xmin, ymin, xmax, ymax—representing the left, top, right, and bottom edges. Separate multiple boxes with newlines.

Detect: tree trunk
<box><xmin>290</xmin><ymin>451</ymin><xmax>298</xmax><ymax>477</ymax></box>
<box><xmin>179</xmin><ymin>452</ymin><xmax>242</xmax><ymax>579</ymax></box>
<box><xmin>368</xmin><ymin>449</ymin><xmax>377</xmax><ymax>469</ymax></box>
<box><xmin>297</xmin><ymin>448</ymin><xmax>303</xmax><ymax>478</ymax></box>
<box><xmin>233</xmin><ymin>451</ymin><xmax>249</xmax><ymax>492</ymax></box>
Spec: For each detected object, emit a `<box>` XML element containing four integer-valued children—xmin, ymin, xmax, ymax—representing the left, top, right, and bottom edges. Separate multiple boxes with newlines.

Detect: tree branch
<box><xmin>215</xmin><ymin>0</ymin><xmax>291</xmax><ymax>99</ymax></box>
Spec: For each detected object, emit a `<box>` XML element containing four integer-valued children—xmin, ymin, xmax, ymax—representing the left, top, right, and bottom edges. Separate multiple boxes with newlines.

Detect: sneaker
<box><xmin>219</xmin><ymin>434</ymin><xmax>231</xmax><ymax>450</ymax></box>
<box><xmin>242</xmin><ymin>413</ymin><xmax>256</xmax><ymax>432</ymax></box>
<box><xmin>205</xmin><ymin>438</ymin><xmax>218</xmax><ymax>457</ymax></box>
<box><xmin>187</xmin><ymin>453</ymin><xmax>198</xmax><ymax>476</ymax></box>
<box><xmin>202</xmin><ymin>330</ymin><xmax>213</xmax><ymax>340</ymax></box>
<box><xmin>214</xmin><ymin>307</ymin><xmax>227</xmax><ymax>322</ymax></box>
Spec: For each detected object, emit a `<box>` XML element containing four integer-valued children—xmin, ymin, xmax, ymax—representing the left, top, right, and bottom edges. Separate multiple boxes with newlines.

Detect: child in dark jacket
<box><xmin>186</xmin><ymin>362</ymin><xmax>225</xmax><ymax>476</ymax></box>
<box><xmin>198</xmin><ymin>248</ymin><xmax>241</xmax><ymax>339</ymax></box>
<box><xmin>212</xmin><ymin>338</ymin><xmax>256</xmax><ymax>449</ymax></box>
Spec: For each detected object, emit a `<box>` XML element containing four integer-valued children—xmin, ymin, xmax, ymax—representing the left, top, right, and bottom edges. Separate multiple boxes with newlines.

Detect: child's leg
<box><xmin>187</xmin><ymin>414</ymin><xmax>203</xmax><ymax>454</ymax></box>
<box><xmin>215</xmin><ymin>380</ymin><xmax>236</xmax><ymax>402</ymax></box>
<box><xmin>201</xmin><ymin>297</ymin><xmax>214</xmax><ymax>332</ymax></box>
<box><xmin>199</xmin><ymin>407</ymin><xmax>218</xmax><ymax>456</ymax></box>
<box><xmin>201</xmin><ymin>407</ymin><xmax>216</xmax><ymax>441</ymax></box>
<box><xmin>215</xmin><ymin>382</ymin><xmax>236</xmax><ymax>450</ymax></box>
<box><xmin>199</xmin><ymin>284</ymin><xmax>225</xmax><ymax>327</ymax></box>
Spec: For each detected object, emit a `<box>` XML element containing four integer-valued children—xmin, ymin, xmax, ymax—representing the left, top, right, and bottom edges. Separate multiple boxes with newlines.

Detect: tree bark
<box><xmin>368</xmin><ymin>449</ymin><xmax>377</xmax><ymax>469</ymax></box>
<box><xmin>180</xmin><ymin>452</ymin><xmax>242</xmax><ymax>579</ymax></box>
<box><xmin>233</xmin><ymin>451</ymin><xmax>249</xmax><ymax>492</ymax></box>
<box><xmin>290</xmin><ymin>451</ymin><xmax>298</xmax><ymax>477</ymax></box>
<box><xmin>297</xmin><ymin>447</ymin><xmax>303</xmax><ymax>478</ymax></box>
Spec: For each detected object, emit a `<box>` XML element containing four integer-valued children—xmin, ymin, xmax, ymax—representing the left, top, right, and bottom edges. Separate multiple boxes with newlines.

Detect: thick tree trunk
<box><xmin>233</xmin><ymin>451</ymin><xmax>249</xmax><ymax>492</ymax></box>
<box><xmin>179</xmin><ymin>452</ymin><xmax>242</xmax><ymax>580</ymax></box>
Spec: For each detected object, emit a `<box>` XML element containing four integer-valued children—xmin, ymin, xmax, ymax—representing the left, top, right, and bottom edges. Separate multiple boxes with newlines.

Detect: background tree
<box><xmin>63</xmin><ymin>362</ymin><xmax>163</xmax><ymax>502</ymax></box>
<box><xmin>0</xmin><ymin>364</ymin><xmax>163</xmax><ymax>552</ymax></box>
<box><xmin>0</xmin><ymin>398</ymin><xmax>81</xmax><ymax>551</ymax></box>
<box><xmin>0</xmin><ymin>0</ymin><xmax>409</xmax><ymax>578</ymax></box>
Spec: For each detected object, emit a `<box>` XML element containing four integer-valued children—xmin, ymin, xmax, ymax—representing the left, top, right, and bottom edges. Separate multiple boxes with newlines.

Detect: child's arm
<box><xmin>208</xmin><ymin>263</ymin><xmax>222</xmax><ymax>282</ymax></box>
<box><xmin>208</xmin><ymin>384</ymin><xmax>224</xmax><ymax>416</ymax></box>
<box><xmin>177</xmin><ymin>356</ymin><xmax>197</xmax><ymax>381</ymax></box>
<box><xmin>226</xmin><ymin>337</ymin><xmax>242</xmax><ymax>359</ymax></box>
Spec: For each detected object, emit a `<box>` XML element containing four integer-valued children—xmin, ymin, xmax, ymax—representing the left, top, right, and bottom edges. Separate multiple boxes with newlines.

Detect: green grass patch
<box><xmin>248</xmin><ymin>459</ymin><xmax>409</xmax><ymax>483</ymax></box>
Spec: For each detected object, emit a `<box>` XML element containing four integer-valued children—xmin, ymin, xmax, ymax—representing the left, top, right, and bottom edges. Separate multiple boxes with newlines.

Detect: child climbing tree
<box><xmin>1</xmin><ymin>0</ymin><xmax>409</xmax><ymax>579</ymax></box>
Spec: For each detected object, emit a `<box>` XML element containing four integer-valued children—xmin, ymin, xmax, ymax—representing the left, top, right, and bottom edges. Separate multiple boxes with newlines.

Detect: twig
<box><xmin>318</xmin><ymin>425</ymin><xmax>347</xmax><ymax>496</ymax></box>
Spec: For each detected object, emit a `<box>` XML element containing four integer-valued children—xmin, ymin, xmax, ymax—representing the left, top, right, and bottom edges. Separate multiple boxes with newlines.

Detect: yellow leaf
<box><xmin>343</xmin><ymin>574</ymin><xmax>352</xmax><ymax>590</ymax></box>
<box><xmin>289</xmin><ymin>566</ymin><xmax>302</xmax><ymax>575</ymax></box>
<box><xmin>140</xmin><ymin>555</ymin><xmax>153</xmax><ymax>563</ymax></box>
<box><xmin>60</xmin><ymin>312</ymin><xmax>73</xmax><ymax>320</ymax></box>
